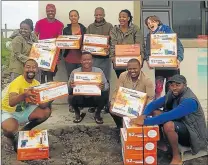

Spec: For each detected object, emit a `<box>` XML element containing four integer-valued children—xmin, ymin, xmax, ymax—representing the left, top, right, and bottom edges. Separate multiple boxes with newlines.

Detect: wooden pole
<box><xmin>5</xmin><ymin>24</ymin><xmax>7</xmax><ymax>38</ymax></box>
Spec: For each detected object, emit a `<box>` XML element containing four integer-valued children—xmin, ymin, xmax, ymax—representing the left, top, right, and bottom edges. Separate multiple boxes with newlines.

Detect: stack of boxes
<box><xmin>121</xmin><ymin>117</ymin><xmax>159</xmax><ymax>165</ymax></box>
<box><xmin>82</xmin><ymin>34</ymin><xmax>109</xmax><ymax>56</ymax></box>
<box><xmin>115</xmin><ymin>44</ymin><xmax>142</xmax><ymax>68</ymax></box>
<box><xmin>55</xmin><ymin>35</ymin><xmax>82</xmax><ymax>49</ymax></box>
<box><xmin>73</xmin><ymin>72</ymin><xmax>102</xmax><ymax>96</ymax></box>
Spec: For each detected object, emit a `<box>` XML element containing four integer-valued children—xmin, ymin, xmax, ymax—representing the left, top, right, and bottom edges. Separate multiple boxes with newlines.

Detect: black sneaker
<box><xmin>88</xmin><ymin>107</ymin><xmax>96</xmax><ymax>113</ymax></box>
<box><xmin>69</xmin><ymin>106</ymin><xmax>75</xmax><ymax>113</ymax></box>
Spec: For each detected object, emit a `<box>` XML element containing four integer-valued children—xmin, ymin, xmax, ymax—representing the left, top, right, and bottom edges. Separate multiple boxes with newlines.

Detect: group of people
<box><xmin>1</xmin><ymin>3</ymin><xmax>207</xmax><ymax>165</ymax></box>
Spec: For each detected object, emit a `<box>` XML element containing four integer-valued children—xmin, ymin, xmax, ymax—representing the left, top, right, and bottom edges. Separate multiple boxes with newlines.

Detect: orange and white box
<box><xmin>73</xmin><ymin>72</ymin><xmax>102</xmax><ymax>96</ymax></box>
<box><xmin>83</xmin><ymin>34</ymin><xmax>109</xmax><ymax>48</ymax></box>
<box><xmin>74</xmin><ymin>72</ymin><xmax>102</xmax><ymax>84</ymax></box>
<box><xmin>115</xmin><ymin>55</ymin><xmax>142</xmax><ymax>67</ymax></box>
<box><xmin>73</xmin><ymin>84</ymin><xmax>101</xmax><ymax>96</ymax></box>
<box><xmin>56</xmin><ymin>35</ymin><xmax>82</xmax><ymax>49</ymax></box>
<box><xmin>121</xmin><ymin>128</ymin><xmax>157</xmax><ymax>155</ymax></box>
<box><xmin>150</xmin><ymin>33</ymin><xmax>177</xmax><ymax>68</ymax></box>
<box><xmin>17</xmin><ymin>130</ymin><xmax>49</xmax><ymax>161</ymax></box>
<box><xmin>82</xmin><ymin>45</ymin><xmax>107</xmax><ymax>56</ymax></box>
<box><xmin>123</xmin><ymin>117</ymin><xmax>159</xmax><ymax>142</ymax></box>
<box><xmin>25</xmin><ymin>82</ymin><xmax>68</xmax><ymax>104</ymax></box>
<box><xmin>122</xmin><ymin>148</ymin><xmax>157</xmax><ymax>165</ymax></box>
<box><xmin>112</xmin><ymin>87</ymin><xmax>147</xmax><ymax>117</ymax></box>
<box><xmin>115</xmin><ymin>44</ymin><xmax>140</xmax><ymax>56</ymax></box>
<box><xmin>29</xmin><ymin>42</ymin><xmax>60</xmax><ymax>72</ymax></box>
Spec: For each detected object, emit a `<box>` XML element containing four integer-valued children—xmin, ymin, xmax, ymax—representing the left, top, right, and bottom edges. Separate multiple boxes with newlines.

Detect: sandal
<box><xmin>73</xmin><ymin>113</ymin><xmax>86</xmax><ymax>123</ymax></box>
<box><xmin>94</xmin><ymin>116</ymin><xmax>104</xmax><ymax>124</ymax></box>
<box><xmin>88</xmin><ymin>107</ymin><xmax>96</xmax><ymax>113</ymax></box>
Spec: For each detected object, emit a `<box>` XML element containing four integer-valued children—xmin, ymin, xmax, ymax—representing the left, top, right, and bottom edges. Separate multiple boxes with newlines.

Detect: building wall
<box><xmin>38</xmin><ymin>1</ymin><xmax>207</xmax><ymax>103</ymax></box>
<box><xmin>38</xmin><ymin>1</ymin><xmax>134</xmax><ymax>27</ymax></box>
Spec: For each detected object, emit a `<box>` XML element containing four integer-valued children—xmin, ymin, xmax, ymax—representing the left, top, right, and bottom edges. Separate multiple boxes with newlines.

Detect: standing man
<box><xmin>86</xmin><ymin>7</ymin><xmax>113</xmax><ymax>113</ymax></box>
<box><xmin>34</xmin><ymin>4</ymin><xmax>64</xmax><ymax>83</ymax></box>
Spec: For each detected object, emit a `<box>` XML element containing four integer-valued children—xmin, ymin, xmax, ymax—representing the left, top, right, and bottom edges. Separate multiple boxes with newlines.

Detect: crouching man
<box><xmin>131</xmin><ymin>75</ymin><xmax>208</xmax><ymax>165</ymax></box>
<box><xmin>68</xmin><ymin>51</ymin><xmax>109</xmax><ymax>124</ymax></box>
<box><xmin>1</xmin><ymin>59</ymin><xmax>52</xmax><ymax>152</ymax></box>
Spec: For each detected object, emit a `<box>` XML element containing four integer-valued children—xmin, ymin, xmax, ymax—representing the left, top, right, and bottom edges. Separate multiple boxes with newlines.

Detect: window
<box><xmin>142</xmin><ymin>1</ymin><xmax>170</xmax><ymax>8</ymax></box>
<box><xmin>172</xmin><ymin>1</ymin><xmax>202</xmax><ymax>38</ymax></box>
<box><xmin>141</xmin><ymin>10</ymin><xmax>171</xmax><ymax>38</ymax></box>
<box><xmin>205</xmin><ymin>11</ymin><xmax>208</xmax><ymax>34</ymax></box>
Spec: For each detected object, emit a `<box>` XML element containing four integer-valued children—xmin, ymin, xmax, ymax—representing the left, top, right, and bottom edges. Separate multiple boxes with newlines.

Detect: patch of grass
<box><xmin>1</xmin><ymin>37</ymin><xmax>11</xmax><ymax>66</ymax></box>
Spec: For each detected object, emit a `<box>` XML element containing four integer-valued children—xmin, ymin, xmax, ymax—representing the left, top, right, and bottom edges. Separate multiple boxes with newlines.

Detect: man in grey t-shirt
<box><xmin>68</xmin><ymin>51</ymin><xmax>109</xmax><ymax>124</ymax></box>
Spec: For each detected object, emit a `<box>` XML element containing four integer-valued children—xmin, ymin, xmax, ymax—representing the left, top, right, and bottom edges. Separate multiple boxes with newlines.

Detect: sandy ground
<box><xmin>1</xmin><ymin>103</ymin><xmax>207</xmax><ymax>165</ymax></box>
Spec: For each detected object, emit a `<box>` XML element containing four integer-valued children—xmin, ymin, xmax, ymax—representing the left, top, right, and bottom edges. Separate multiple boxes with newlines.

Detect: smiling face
<box><xmin>81</xmin><ymin>54</ymin><xmax>93</xmax><ymax>70</ymax></box>
<box><xmin>147</xmin><ymin>18</ymin><xmax>160</xmax><ymax>32</ymax></box>
<box><xmin>169</xmin><ymin>82</ymin><xmax>185</xmax><ymax>96</ymax></box>
<box><xmin>119</xmin><ymin>12</ymin><xmax>129</xmax><ymax>26</ymax></box>
<box><xmin>23</xmin><ymin>60</ymin><xmax>38</xmax><ymax>80</ymax></box>
<box><xmin>127</xmin><ymin>61</ymin><xmax>141</xmax><ymax>78</ymax></box>
<box><xmin>69</xmin><ymin>11</ymin><xmax>79</xmax><ymax>24</ymax></box>
<box><xmin>20</xmin><ymin>23</ymin><xmax>32</xmax><ymax>38</ymax></box>
<box><xmin>94</xmin><ymin>9</ymin><xmax>105</xmax><ymax>23</ymax></box>
<box><xmin>46</xmin><ymin>7</ymin><xmax>56</xmax><ymax>19</ymax></box>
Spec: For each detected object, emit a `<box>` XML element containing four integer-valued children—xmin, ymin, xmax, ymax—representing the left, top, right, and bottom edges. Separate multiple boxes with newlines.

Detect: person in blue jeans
<box><xmin>144</xmin><ymin>15</ymin><xmax>184</xmax><ymax>99</ymax></box>
<box><xmin>130</xmin><ymin>75</ymin><xmax>208</xmax><ymax>165</ymax></box>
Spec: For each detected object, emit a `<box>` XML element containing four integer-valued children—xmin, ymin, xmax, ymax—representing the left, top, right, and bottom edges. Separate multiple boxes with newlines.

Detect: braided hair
<box><xmin>120</xmin><ymin>9</ymin><xmax>133</xmax><ymax>26</ymax></box>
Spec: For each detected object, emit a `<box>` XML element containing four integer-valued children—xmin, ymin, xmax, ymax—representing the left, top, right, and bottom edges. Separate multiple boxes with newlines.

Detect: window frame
<box><xmin>201</xmin><ymin>8</ymin><xmax>208</xmax><ymax>35</ymax></box>
<box><xmin>141</xmin><ymin>1</ymin><xmax>171</xmax><ymax>8</ymax></box>
<box><xmin>140</xmin><ymin>8</ymin><xmax>172</xmax><ymax>39</ymax></box>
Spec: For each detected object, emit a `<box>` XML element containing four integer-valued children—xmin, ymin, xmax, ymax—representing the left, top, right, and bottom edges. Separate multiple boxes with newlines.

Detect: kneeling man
<box><xmin>1</xmin><ymin>59</ymin><xmax>52</xmax><ymax>152</ymax></box>
<box><xmin>68</xmin><ymin>51</ymin><xmax>109</xmax><ymax>124</ymax></box>
<box><xmin>131</xmin><ymin>75</ymin><xmax>208</xmax><ymax>165</ymax></box>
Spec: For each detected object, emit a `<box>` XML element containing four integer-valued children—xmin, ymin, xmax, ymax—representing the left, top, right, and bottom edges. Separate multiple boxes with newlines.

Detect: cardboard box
<box><xmin>82</xmin><ymin>45</ymin><xmax>107</xmax><ymax>56</ymax></box>
<box><xmin>38</xmin><ymin>38</ymin><xmax>56</xmax><ymax>43</ymax></box>
<box><xmin>56</xmin><ymin>35</ymin><xmax>82</xmax><ymax>49</ymax></box>
<box><xmin>83</xmin><ymin>34</ymin><xmax>109</xmax><ymax>48</ymax></box>
<box><xmin>115</xmin><ymin>44</ymin><xmax>140</xmax><ymax>56</ymax></box>
<box><xmin>121</xmin><ymin>128</ymin><xmax>157</xmax><ymax>155</ymax></box>
<box><xmin>73</xmin><ymin>84</ymin><xmax>101</xmax><ymax>96</ymax></box>
<box><xmin>150</xmin><ymin>33</ymin><xmax>177</xmax><ymax>68</ymax></box>
<box><xmin>123</xmin><ymin>117</ymin><xmax>159</xmax><ymax>142</ymax></box>
<box><xmin>150</xmin><ymin>33</ymin><xmax>177</xmax><ymax>56</ymax></box>
<box><xmin>17</xmin><ymin>130</ymin><xmax>49</xmax><ymax>161</ymax></box>
<box><xmin>112</xmin><ymin>87</ymin><xmax>147</xmax><ymax>117</ymax></box>
<box><xmin>74</xmin><ymin>72</ymin><xmax>102</xmax><ymax>85</ymax></box>
<box><xmin>149</xmin><ymin>56</ymin><xmax>177</xmax><ymax>68</ymax></box>
<box><xmin>29</xmin><ymin>42</ymin><xmax>60</xmax><ymax>72</ymax></box>
<box><xmin>122</xmin><ymin>148</ymin><xmax>157</xmax><ymax>165</ymax></box>
<box><xmin>115</xmin><ymin>55</ymin><xmax>142</xmax><ymax>68</ymax></box>
<box><xmin>25</xmin><ymin>82</ymin><xmax>68</xmax><ymax>104</ymax></box>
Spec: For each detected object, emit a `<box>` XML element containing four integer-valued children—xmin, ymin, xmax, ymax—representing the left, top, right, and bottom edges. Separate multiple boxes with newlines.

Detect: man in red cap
<box><xmin>35</xmin><ymin>4</ymin><xmax>64</xmax><ymax>83</ymax></box>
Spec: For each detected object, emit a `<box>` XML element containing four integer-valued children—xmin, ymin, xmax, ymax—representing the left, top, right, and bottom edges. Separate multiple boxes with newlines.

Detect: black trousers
<box><xmin>110</xmin><ymin>113</ymin><xmax>123</xmax><ymax>129</ymax></box>
<box><xmin>69</xmin><ymin>91</ymin><xmax>109</xmax><ymax>117</ymax></box>
<box><xmin>115</xmin><ymin>69</ymin><xmax>126</xmax><ymax>78</ymax></box>
<box><xmin>41</xmin><ymin>65</ymin><xmax>58</xmax><ymax>83</ymax></box>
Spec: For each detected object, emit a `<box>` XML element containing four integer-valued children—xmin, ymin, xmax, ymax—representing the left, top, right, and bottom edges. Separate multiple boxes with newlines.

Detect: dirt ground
<box><xmin>1</xmin><ymin>125</ymin><xmax>208</xmax><ymax>165</ymax></box>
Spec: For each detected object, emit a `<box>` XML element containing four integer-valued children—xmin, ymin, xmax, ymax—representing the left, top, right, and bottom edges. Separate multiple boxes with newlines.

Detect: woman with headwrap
<box><xmin>9</xmin><ymin>19</ymin><xmax>38</xmax><ymax>81</ymax></box>
<box><xmin>109</xmin><ymin>9</ymin><xmax>144</xmax><ymax>78</ymax></box>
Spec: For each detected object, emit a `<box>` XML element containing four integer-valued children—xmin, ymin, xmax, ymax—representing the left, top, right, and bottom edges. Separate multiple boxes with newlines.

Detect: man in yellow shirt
<box><xmin>1</xmin><ymin>59</ymin><xmax>51</xmax><ymax>152</ymax></box>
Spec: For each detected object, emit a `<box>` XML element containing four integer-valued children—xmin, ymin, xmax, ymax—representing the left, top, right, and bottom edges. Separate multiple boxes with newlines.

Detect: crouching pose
<box><xmin>1</xmin><ymin>59</ymin><xmax>52</xmax><ymax>152</ymax></box>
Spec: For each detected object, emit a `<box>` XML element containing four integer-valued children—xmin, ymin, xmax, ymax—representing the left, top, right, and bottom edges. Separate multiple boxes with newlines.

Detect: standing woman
<box><xmin>63</xmin><ymin>10</ymin><xmax>86</xmax><ymax>112</ymax></box>
<box><xmin>110</xmin><ymin>9</ymin><xmax>144</xmax><ymax>78</ymax></box>
<box><xmin>63</xmin><ymin>10</ymin><xmax>86</xmax><ymax>78</ymax></box>
<box><xmin>9</xmin><ymin>19</ymin><xmax>38</xmax><ymax>81</ymax></box>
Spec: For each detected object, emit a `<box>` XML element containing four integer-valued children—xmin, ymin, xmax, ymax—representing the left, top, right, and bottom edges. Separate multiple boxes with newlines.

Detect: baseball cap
<box><xmin>167</xmin><ymin>75</ymin><xmax>187</xmax><ymax>84</ymax></box>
